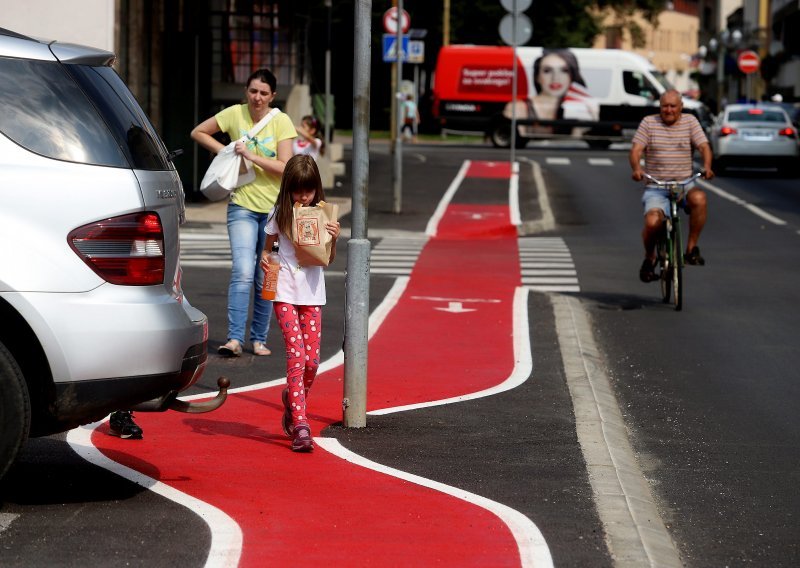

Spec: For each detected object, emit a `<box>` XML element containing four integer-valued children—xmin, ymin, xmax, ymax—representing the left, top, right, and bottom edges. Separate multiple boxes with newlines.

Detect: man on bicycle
<box><xmin>629</xmin><ymin>89</ymin><xmax>714</xmax><ymax>282</ymax></box>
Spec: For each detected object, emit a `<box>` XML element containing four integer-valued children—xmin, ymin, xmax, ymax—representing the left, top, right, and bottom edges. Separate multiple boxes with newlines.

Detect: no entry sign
<box><xmin>737</xmin><ymin>50</ymin><xmax>760</xmax><ymax>74</ymax></box>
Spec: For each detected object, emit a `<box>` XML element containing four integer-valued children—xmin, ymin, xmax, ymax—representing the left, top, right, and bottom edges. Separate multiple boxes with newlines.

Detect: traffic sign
<box><xmin>500</xmin><ymin>0</ymin><xmax>532</xmax><ymax>13</ymax></box>
<box><xmin>499</xmin><ymin>13</ymin><xmax>532</xmax><ymax>46</ymax></box>
<box><xmin>382</xmin><ymin>34</ymin><xmax>409</xmax><ymax>63</ymax></box>
<box><xmin>737</xmin><ymin>50</ymin><xmax>760</xmax><ymax>74</ymax></box>
<box><xmin>383</xmin><ymin>7</ymin><xmax>411</xmax><ymax>34</ymax></box>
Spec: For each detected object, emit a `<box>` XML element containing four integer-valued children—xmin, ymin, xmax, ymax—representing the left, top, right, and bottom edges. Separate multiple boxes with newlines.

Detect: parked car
<box><xmin>710</xmin><ymin>103</ymin><xmax>799</xmax><ymax>175</ymax></box>
<box><xmin>0</xmin><ymin>28</ymin><xmax>211</xmax><ymax>479</ymax></box>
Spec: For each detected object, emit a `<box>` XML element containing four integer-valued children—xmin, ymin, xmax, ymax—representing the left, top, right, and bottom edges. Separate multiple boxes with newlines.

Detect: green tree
<box><xmin>448</xmin><ymin>0</ymin><xmax>667</xmax><ymax>48</ymax></box>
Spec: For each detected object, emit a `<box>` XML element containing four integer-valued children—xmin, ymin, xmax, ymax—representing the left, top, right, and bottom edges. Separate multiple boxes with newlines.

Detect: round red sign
<box><xmin>737</xmin><ymin>50</ymin><xmax>760</xmax><ymax>74</ymax></box>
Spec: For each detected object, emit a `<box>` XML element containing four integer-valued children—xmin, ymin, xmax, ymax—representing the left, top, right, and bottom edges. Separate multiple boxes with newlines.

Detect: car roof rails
<box><xmin>0</xmin><ymin>28</ymin><xmax>36</xmax><ymax>41</ymax></box>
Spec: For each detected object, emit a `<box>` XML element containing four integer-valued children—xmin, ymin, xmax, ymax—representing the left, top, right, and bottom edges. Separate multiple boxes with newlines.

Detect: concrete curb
<box><xmin>552</xmin><ymin>294</ymin><xmax>683</xmax><ymax>568</ymax></box>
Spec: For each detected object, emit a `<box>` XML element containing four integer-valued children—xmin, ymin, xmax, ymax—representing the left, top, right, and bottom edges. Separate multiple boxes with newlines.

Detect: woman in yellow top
<box><xmin>191</xmin><ymin>69</ymin><xmax>297</xmax><ymax>357</ymax></box>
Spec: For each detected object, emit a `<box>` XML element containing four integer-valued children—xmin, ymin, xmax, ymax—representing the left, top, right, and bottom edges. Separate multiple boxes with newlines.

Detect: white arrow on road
<box><xmin>434</xmin><ymin>302</ymin><xmax>476</xmax><ymax>313</ymax></box>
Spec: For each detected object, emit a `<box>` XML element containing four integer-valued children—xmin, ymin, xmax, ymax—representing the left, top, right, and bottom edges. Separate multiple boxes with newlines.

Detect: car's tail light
<box><xmin>68</xmin><ymin>212</ymin><xmax>165</xmax><ymax>285</ymax></box>
<box><xmin>779</xmin><ymin>127</ymin><xmax>796</xmax><ymax>137</ymax></box>
<box><xmin>719</xmin><ymin>126</ymin><xmax>737</xmax><ymax>136</ymax></box>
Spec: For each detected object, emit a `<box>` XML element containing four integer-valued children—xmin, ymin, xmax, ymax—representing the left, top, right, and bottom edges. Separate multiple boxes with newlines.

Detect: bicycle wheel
<box><xmin>672</xmin><ymin>223</ymin><xmax>683</xmax><ymax>311</ymax></box>
<box><xmin>657</xmin><ymin>235</ymin><xmax>671</xmax><ymax>303</ymax></box>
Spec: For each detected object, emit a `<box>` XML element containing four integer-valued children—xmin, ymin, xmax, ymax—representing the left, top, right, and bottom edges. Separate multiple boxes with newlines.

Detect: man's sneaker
<box><xmin>291</xmin><ymin>424</ymin><xmax>314</xmax><ymax>452</ymax></box>
<box><xmin>639</xmin><ymin>258</ymin><xmax>658</xmax><ymax>283</ymax></box>
<box><xmin>281</xmin><ymin>387</ymin><xmax>294</xmax><ymax>437</ymax></box>
<box><xmin>109</xmin><ymin>411</ymin><xmax>143</xmax><ymax>440</ymax></box>
<box><xmin>684</xmin><ymin>246</ymin><xmax>705</xmax><ymax>266</ymax></box>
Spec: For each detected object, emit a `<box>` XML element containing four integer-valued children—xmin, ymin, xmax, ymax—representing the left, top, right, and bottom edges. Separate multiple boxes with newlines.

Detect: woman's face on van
<box><xmin>537</xmin><ymin>54</ymin><xmax>571</xmax><ymax>98</ymax></box>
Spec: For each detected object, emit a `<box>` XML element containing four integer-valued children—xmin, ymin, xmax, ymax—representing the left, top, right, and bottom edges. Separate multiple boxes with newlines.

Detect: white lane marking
<box><xmin>697</xmin><ymin>179</ymin><xmax>787</xmax><ymax>226</ymax></box>
<box><xmin>588</xmin><ymin>158</ymin><xmax>613</xmax><ymax>166</ymax></box>
<box><xmin>519</xmin><ymin>237</ymin><xmax>580</xmax><ymax>292</ymax></box>
<box><xmin>316</xmin><ymin>438</ymin><xmax>553</xmax><ymax>568</ymax></box>
<box><xmin>411</xmin><ymin>295</ymin><xmax>501</xmax><ymax>304</ymax></box>
<box><xmin>66</xmin><ymin>427</ymin><xmax>242</xmax><ymax>568</ymax></box>
<box><xmin>510</xmin><ymin>160</ymin><xmax>522</xmax><ymax>226</ymax></box>
<box><xmin>425</xmin><ymin>159</ymin><xmax>471</xmax><ymax>237</ymax></box>
<box><xmin>545</xmin><ymin>157</ymin><xmax>570</xmax><ymax>165</ymax></box>
<box><xmin>370</xmin><ymin>286</ymin><xmax>533</xmax><ymax>414</ymax></box>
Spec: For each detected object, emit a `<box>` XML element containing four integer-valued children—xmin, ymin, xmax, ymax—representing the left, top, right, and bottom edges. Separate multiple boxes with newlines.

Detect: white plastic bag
<box><xmin>199</xmin><ymin>142</ymin><xmax>255</xmax><ymax>202</ymax></box>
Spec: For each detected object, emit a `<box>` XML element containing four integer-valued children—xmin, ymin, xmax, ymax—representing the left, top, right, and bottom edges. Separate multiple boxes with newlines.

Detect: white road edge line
<box><xmin>316</xmin><ymin>437</ymin><xmax>553</xmax><ymax>568</ymax></box>
<box><xmin>66</xmin><ymin>426</ymin><xmax>243</xmax><ymax>568</ymax></box>
<box><xmin>425</xmin><ymin>159</ymin><xmax>471</xmax><ymax>237</ymax></box>
<box><xmin>552</xmin><ymin>294</ymin><xmax>682</xmax><ymax>568</ymax></box>
<box><xmin>697</xmin><ymin>179</ymin><xmax>787</xmax><ymax>226</ymax></box>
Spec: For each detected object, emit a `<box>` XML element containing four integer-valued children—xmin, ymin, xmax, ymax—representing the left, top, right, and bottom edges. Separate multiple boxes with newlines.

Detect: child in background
<box><xmin>261</xmin><ymin>154</ymin><xmax>340</xmax><ymax>452</ymax></box>
<box><xmin>293</xmin><ymin>115</ymin><xmax>324</xmax><ymax>161</ymax></box>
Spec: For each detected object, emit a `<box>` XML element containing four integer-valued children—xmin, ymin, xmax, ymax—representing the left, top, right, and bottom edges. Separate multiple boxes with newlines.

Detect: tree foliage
<box><xmin>447</xmin><ymin>0</ymin><xmax>667</xmax><ymax>48</ymax></box>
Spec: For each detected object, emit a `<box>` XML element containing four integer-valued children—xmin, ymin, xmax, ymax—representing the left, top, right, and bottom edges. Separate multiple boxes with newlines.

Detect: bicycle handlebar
<box><xmin>642</xmin><ymin>172</ymin><xmax>704</xmax><ymax>187</ymax></box>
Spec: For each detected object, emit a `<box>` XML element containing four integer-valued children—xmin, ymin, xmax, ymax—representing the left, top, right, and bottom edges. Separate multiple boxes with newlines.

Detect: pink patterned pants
<box><xmin>273</xmin><ymin>303</ymin><xmax>322</xmax><ymax>426</ymax></box>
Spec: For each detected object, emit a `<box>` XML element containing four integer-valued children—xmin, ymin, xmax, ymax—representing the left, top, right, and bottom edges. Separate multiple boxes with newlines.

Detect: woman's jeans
<box><xmin>226</xmin><ymin>202</ymin><xmax>272</xmax><ymax>344</ymax></box>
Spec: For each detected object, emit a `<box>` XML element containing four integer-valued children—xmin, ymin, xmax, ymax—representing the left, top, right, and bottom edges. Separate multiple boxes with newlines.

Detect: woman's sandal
<box><xmin>252</xmin><ymin>341</ymin><xmax>271</xmax><ymax>356</ymax></box>
<box><xmin>218</xmin><ymin>339</ymin><xmax>242</xmax><ymax>357</ymax></box>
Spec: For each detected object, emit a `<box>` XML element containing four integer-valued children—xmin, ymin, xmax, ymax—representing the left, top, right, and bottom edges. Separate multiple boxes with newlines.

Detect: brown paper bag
<box><xmin>291</xmin><ymin>201</ymin><xmax>339</xmax><ymax>267</ymax></box>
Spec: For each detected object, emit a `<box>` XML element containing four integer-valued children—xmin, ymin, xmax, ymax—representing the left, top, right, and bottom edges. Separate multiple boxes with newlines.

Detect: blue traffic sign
<box><xmin>382</xmin><ymin>34</ymin><xmax>410</xmax><ymax>63</ymax></box>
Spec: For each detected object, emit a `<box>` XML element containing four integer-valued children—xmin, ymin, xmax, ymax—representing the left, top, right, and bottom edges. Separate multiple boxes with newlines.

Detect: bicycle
<box><xmin>642</xmin><ymin>172</ymin><xmax>704</xmax><ymax>311</ymax></box>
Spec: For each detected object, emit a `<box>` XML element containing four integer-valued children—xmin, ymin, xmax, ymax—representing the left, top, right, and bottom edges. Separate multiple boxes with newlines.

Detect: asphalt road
<box><xmin>1</xmin><ymin>143</ymin><xmax>798</xmax><ymax>567</ymax></box>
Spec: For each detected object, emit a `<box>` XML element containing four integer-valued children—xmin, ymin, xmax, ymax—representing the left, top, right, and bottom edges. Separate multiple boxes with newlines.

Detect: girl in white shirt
<box><xmin>292</xmin><ymin>115</ymin><xmax>324</xmax><ymax>161</ymax></box>
<box><xmin>261</xmin><ymin>154</ymin><xmax>340</xmax><ymax>452</ymax></box>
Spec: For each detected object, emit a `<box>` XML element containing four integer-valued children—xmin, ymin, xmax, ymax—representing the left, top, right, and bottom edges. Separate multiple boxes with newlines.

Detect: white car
<box><xmin>0</xmin><ymin>28</ymin><xmax>212</xmax><ymax>478</ymax></box>
<box><xmin>710</xmin><ymin>103</ymin><xmax>799</xmax><ymax>175</ymax></box>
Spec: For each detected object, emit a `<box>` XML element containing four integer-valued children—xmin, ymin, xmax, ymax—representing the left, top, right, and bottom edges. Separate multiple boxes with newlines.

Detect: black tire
<box><xmin>657</xmin><ymin>239</ymin><xmax>671</xmax><ymax>303</ymax></box>
<box><xmin>587</xmin><ymin>139</ymin><xmax>612</xmax><ymax>150</ymax></box>
<box><xmin>673</xmin><ymin>238</ymin><xmax>683</xmax><ymax>311</ymax></box>
<box><xmin>0</xmin><ymin>341</ymin><xmax>30</xmax><ymax>480</ymax></box>
<box><xmin>489</xmin><ymin>123</ymin><xmax>511</xmax><ymax>148</ymax></box>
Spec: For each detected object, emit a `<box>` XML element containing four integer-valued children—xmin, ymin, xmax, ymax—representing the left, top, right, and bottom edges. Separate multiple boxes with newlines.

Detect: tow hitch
<box><xmin>168</xmin><ymin>376</ymin><xmax>230</xmax><ymax>413</ymax></box>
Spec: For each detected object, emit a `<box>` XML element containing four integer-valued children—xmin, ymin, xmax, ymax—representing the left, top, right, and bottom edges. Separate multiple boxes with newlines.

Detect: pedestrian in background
<box><xmin>262</xmin><ymin>155</ymin><xmax>340</xmax><ymax>452</ymax></box>
<box><xmin>401</xmin><ymin>93</ymin><xmax>420</xmax><ymax>143</ymax></box>
<box><xmin>191</xmin><ymin>69</ymin><xmax>296</xmax><ymax>357</ymax></box>
<box><xmin>293</xmin><ymin>115</ymin><xmax>324</xmax><ymax>161</ymax></box>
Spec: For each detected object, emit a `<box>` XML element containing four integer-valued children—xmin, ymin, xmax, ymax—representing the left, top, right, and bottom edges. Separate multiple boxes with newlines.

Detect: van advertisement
<box><xmin>432</xmin><ymin>45</ymin><xmax>679</xmax><ymax>147</ymax></box>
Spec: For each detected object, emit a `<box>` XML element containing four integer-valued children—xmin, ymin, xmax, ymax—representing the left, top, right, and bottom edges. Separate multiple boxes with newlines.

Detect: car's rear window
<box><xmin>0</xmin><ymin>56</ymin><xmax>170</xmax><ymax>170</ymax></box>
<box><xmin>727</xmin><ymin>110</ymin><xmax>786</xmax><ymax>123</ymax></box>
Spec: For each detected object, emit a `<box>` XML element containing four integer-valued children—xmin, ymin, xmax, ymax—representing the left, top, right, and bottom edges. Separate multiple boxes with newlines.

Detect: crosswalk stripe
<box><xmin>518</xmin><ymin>236</ymin><xmax>580</xmax><ymax>292</ymax></box>
<box><xmin>546</xmin><ymin>157</ymin><xmax>571</xmax><ymax>165</ymax></box>
<box><xmin>180</xmin><ymin>234</ymin><xmax>581</xmax><ymax>293</ymax></box>
<box><xmin>588</xmin><ymin>158</ymin><xmax>614</xmax><ymax>166</ymax></box>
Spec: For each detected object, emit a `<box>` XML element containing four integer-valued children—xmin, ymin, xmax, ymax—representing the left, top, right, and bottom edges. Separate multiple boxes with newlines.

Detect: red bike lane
<box><xmin>89</xmin><ymin>161</ymin><xmax>549</xmax><ymax>566</ymax></box>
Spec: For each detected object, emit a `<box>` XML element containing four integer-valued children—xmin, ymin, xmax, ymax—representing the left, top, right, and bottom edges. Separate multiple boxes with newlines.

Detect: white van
<box><xmin>432</xmin><ymin>45</ymin><xmax>709</xmax><ymax>148</ymax></box>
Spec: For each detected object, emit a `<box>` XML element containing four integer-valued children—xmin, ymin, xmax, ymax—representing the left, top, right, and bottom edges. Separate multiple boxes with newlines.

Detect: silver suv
<box><xmin>0</xmin><ymin>29</ymin><xmax>209</xmax><ymax>478</ymax></box>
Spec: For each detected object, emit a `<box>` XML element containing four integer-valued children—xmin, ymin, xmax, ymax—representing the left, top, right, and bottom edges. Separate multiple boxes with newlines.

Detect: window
<box><xmin>0</xmin><ymin>57</ymin><xmax>127</xmax><ymax>167</ymax></box>
<box><xmin>622</xmin><ymin>71</ymin><xmax>659</xmax><ymax>100</ymax></box>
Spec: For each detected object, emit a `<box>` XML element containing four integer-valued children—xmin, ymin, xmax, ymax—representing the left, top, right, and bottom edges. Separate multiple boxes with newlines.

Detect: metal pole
<box><xmin>443</xmin><ymin>0</ymin><xmax>450</xmax><ymax>46</ymax></box>
<box><xmin>392</xmin><ymin>0</ymin><xmax>404</xmax><ymax>214</ymax></box>
<box><xmin>716</xmin><ymin>44</ymin><xmax>725</xmax><ymax>111</ymax></box>
<box><xmin>510</xmin><ymin>0</ymin><xmax>517</xmax><ymax>163</ymax></box>
<box><xmin>324</xmin><ymin>0</ymin><xmax>333</xmax><ymax>149</ymax></box>
<box><xmin>343</xmin><ymin>0</ymin><xmax>372</xmax><ymax>428</ymax></box>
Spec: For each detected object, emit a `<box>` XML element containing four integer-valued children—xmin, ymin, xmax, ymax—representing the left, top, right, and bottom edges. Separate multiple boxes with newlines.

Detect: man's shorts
<box><xmin>642</xmin><ymin>186</ymin><xmax>690</xmax><ymax>217</ymax></box>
